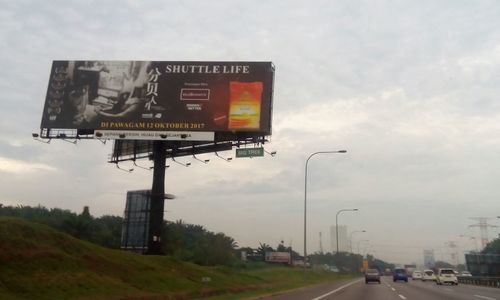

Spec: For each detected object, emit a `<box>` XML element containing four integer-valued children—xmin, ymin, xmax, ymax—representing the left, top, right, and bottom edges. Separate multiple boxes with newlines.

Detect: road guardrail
<box><xmin>458</xmin><ymin>276</ymin><xmax>500</xmax><ymax>288</ymax></box>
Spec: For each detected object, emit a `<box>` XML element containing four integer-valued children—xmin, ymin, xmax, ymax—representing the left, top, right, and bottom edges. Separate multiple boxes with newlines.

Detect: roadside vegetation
<box><xmin>0</xmin><ymin>204</ymin><xmax>238</xmax><ymax>266</ymax></box>
<box><xmin>482</xmin><ymin>238</ymin><xmax>500</xmax><ymax>254</ymax></box>
<box><xmin>0</xmin><ymin>208</ymin><xmax>352</xmax><ymax>299</ymax></box>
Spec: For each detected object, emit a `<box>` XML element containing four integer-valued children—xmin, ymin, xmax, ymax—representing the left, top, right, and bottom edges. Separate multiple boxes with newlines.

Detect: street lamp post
<box><xmin>357</xmin><ymin>239</ymin><xmax>370</xmax><ymax>255</ymax></box>
<box><xmin>335</xmin><ymin>208</ymin><xmax>358</xmax><ymax>255</ymax></box>
<box><xmin>334</xmin><ymin>208</ymin><xmax>358</xmax><ymax>272</ymax></box>
<box><xmin>304</xmin><ymin>150</ymin><xmax>347</xmax><ymax>273</ymax></box>
<box><xmin>349</xmin><ymin>230</ymin><xmax>366</xmax><ymax>253</ymax></box>
<box><xmin>459</xmin><ymin>234</ymin><xmax>479</xmax><ymax>252</ymax></box>
<box><xmin>356</xmin><ymin>239</ymin><xmax>369</xmax><ymax>273</ymax></box>
<box><xmin>498</xmin><ymin>217</ymin><xmax>500</xmax><ymax>238</ymax></box>
<box><xmin>363</xmin><ymin>245</ymin><xmax>374</xmax><ymax>257</ymax></box>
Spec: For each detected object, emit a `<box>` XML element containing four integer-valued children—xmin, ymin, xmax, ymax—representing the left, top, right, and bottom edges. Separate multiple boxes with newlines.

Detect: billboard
<box><xmin>265</xmin><ymin>251</ymin><xmax>291</xmax><ymax>264</ymax></box>
<box><xmin>40</xmin><ymin>61</ymin><xmax>274</xmax><ymax>139</ymax></box>
<box><xmin>121</xmin><ymin>190</ymin><xmax>150</xmax><ymax>253</ymax></box>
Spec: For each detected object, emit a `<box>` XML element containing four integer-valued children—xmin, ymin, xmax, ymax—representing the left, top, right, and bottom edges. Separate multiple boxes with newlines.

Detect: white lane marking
<box><xmin>474</xmin><ymin>295</ymin><xmax>496</xmax><ymax>300</ymax></box>
<box><xmin>444</xmin><ymin>288</ymin><xmax>453</xmax><ymax>292</ymax></box>
<box><xmin>311</xmin><ymin>279</ymin><xmax>363</xmax><ymax>300</ymax></box>
<box><xmin>391</xmin><ymin>287</ymin><xmax>396</xmax><ymax>291</ymax></box>
<box><xmin>398</xmin><ymin>295</ymin><xmax>407</xmax><ymax>300</ymax></box>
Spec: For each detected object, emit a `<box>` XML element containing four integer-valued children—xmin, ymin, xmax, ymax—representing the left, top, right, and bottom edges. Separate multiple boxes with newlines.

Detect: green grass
<box><xmin>200</xmin><ymin>267</ymin><xmax>354</xmax><ymax>300</ymax></box>
<box><xmin>0</xmin><ymin>217</ymin><xmax>351</xmax><ymax>299</ymax></box>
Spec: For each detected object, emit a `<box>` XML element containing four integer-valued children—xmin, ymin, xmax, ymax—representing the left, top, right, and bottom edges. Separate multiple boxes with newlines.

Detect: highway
<box><xmin>261</xmin><ymin>276</ymin><xmax>500</xmax><ymax>300</ymax></box>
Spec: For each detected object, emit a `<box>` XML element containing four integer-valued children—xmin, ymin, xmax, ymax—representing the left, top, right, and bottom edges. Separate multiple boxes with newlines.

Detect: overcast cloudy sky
<box><xmin>1</xmin><ymin>0</ymin><xmax>500</xmax><ymax>265</ymax></box>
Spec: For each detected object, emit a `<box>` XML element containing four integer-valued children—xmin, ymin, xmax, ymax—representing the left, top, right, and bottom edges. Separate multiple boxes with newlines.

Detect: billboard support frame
<box><xmin>146</xmin><ymin>141</ymin><xmax>167</xmax><ymax>255</ymax></box>
<box><xmin>36</xmin><ymin>60</ymin><xmax>276</xmax><ymax>256</ymax></box>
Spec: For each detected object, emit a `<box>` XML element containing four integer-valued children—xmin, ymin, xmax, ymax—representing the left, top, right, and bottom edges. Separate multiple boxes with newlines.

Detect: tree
<box><xmin>276</xmin><ymin>240</ymin><xmax>287</xmax><ymax>252</ymax></box>
<box><xmin>92</xmin><ymin>215</ymin><xmax>122</xmax><ymax>248</ymax></box>
<box><xmin>257</xmin><ymin>242</ymin><xmax>273</xmax><ymax>260</ymax></box>
<box><xmin>434</xmin><ymin>261</ymin><xmax>454</xmax><ymax>269</ymax></box>
<box><xmin>0</xmin><ymin>203</ymin><xmax>241</xmax><ymax>266</ymax></box>
<box><xmin>0</xmin><ymin>204</ymin><xmax>122</xmax><ymax>249</ymax></box>
<box><xmin>367</xmin><ymin>255</ymin><xmax>394</xmax><ymax>273</ymax></box>
<box><xmin>309</xmin><ymin>252</ymin><xmax>394</xmax><ymax>274</ymax></box>
<box><xmin>482</xmin><ymin>238</ymin><xmax>500</xmax><ymax>254</ymax></box>
<box><xmin>161</xmin><ymin>221</ymin><xmax>238</xmax><ymax>266</ymax></box>
<box><xmin>456</xmin><ymin>264</ymin><xmax>467</xmax><ymax>272</ymax></box>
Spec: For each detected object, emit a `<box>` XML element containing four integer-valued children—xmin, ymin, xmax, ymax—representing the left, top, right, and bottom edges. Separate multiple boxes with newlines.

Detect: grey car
<box><xmin>365</xmin><ymin>269</ymin><xmax>381</xmax><ymax>284</ymax></box>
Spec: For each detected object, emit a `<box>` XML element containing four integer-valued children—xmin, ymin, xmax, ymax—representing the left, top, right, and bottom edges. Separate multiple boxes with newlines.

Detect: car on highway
<box><xmin>459</xmin><ymin>271</ymin><xmax>472</xmax><ymax>277</ymax></box>
<box><xmin>436</xmin><ymin>268</ymin><xmax>458</xmax><ymax>285</ymax></box>
<box><xmin>412</xmin><ymin>270</ymin><xmax>423</xmax><ymax>280</ymax></box>
<box><xmin>422</xmin><ymin>269</ymin><xmax>436</xmax><ymax>281</ymax></box>
<box><xmin>393</xmin><ymin>268</ymin><xmax>408</xmax><ymax>282</ymax></box>
<box><xmin>365</xmin><ymin>269</ymin><xmax>381</xmax><ymax>284</ymax></box>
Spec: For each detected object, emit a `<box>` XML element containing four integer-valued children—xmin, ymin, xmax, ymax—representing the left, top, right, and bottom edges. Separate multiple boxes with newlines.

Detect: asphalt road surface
<box><xmin>261</xmin><ymin>276</ymin><xmax>500</xmax><ymax>300</ymax></box>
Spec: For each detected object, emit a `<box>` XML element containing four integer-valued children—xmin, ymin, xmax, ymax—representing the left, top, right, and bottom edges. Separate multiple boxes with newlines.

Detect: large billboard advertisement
<box><xmin>40</xmin><ymin>61</ymin><xmax>274</xmax><ymax>138</ymax></box>
<box><xmin>265</xmin><ymin>251</ymin><xmax>291</xmax><ymax>264</ymax></box>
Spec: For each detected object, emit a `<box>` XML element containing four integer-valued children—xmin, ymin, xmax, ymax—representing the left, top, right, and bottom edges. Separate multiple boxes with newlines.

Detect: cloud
<box><xmin>2</xmin><ymin>0</ymin><xmax>500</xmax><ymax>264</ymax></box>
<box><xmin>0</xmin><ymin>156</ymin><xmax>56</xmax><ymax>174</ymax></box>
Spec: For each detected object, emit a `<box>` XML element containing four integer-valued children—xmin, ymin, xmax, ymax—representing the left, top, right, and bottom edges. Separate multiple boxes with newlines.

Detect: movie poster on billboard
<box><xmin>40</xmin><ymin>61</ymin><xmax>274</xmax><ymax>136</ymax></box>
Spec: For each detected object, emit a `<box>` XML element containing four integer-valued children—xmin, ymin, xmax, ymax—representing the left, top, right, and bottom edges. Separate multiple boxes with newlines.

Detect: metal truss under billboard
<box><xmin>110</xmin><ymin>133</ymin><xmax>268</xmax><ymax>162</ymax></box>
<box><xmin>40</xmin><ymin>61</ymin><xmax>274</xmax><ymax>139</ymax></box>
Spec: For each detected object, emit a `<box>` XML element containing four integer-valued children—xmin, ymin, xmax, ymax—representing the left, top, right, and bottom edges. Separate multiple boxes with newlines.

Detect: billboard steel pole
<box><xmin>147</xmin><ymin>141</ymin><xmax>167</xmax><ymax>255</ymax></box>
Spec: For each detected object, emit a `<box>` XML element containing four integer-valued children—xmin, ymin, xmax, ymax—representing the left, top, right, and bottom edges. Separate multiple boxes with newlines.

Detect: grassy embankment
<box><xmin>0</xmin><ymin>217</ymin><xmax>351</xmax><ymax>299</ymax></box>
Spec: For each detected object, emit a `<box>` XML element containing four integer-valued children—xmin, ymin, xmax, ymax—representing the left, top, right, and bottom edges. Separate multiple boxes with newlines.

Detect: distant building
<box><xmin>330</xmin><ymin>225</ymin><xmax>349</xmax><ymax>253</ymax></box>
<box><xmin>423</xmin><ymin>249</ymin><xmax>436</xmax><ymax>268</ymax></box>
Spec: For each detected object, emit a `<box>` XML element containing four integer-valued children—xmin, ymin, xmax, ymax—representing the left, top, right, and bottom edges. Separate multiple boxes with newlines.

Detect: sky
<box><xmin>1</xmin><ymin>0</ymin><xmax>500</xmax><ymax>265</ymax></box>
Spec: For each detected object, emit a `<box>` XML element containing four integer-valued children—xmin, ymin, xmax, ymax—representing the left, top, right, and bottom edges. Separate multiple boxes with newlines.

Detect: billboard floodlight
<box><xmin>92</xmin><ymin>131</ymin><xmax>106</xmax><ymax>144</ymax></box>
<box><xmin>164</xmin><ymin>194</ymin><xmax>175</xmax><ymax>200</ymax></box>
<box><xmin>215</xmin><ymin>152</ymin><xmax>232</xmax><ymax>162</ymax></box>
<box><xmin>61</xmin><ymin>138</ymin><xmax>78</xmax><ymax>145</ymax></box>
<box><xmin>193</xmin><ymin>154</ymin><xmax>209</xmax><ymax>164</ymax></box>
<box><xmin>116</xmin><ymin>163</ymin><xmax>133</xmax><ymax>173</ymax></box>
<box><xmin>133</xmin><ymin>160</ymin><xmax>152</xmax><ymax>171</ymax></box>
<box><xmin>172</xmin><ymin>157</ymin><xmax>190</xmax><ymax>167</ymax></box>
<box><xmin>57</xmin><ymin>133</ymin><xmax>78</xmax><ymax>144</ymax></box>
<box><xmin>32</xmin><ymin>132</ymin><xmax>51</xmax><ymax>144</ymax></box>
<box><xmin>264</xmin><ymin>149</ymin><xmax>277</xmax><ymax>156</ymax></box>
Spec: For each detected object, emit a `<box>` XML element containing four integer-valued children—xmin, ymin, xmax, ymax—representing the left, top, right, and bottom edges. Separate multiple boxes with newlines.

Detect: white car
<box><xmin>412</xmin><ymin>270</ymin><xmax>423</xmax><ymax>280</ymax></box>
<box><xmin>459</xmin><ymin>271</ymin><xmax>472</xmax><ymax>277</ymax></box>
<box><xmin>422</xmin><ymin>269</ymin><xmax>436</xmax><ymax>281</ymax></box>
<box><xmin>436</xmin><ymin>268</ymin><xmax>458</xmax><ymax>285</ymax></box>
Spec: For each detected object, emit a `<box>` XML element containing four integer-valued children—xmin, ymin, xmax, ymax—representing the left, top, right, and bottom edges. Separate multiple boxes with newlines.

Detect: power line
<box><xmin>470</xmin><ymin>217</ymin><xmax>498</xmax><ymax>249</ymax></box>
